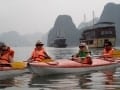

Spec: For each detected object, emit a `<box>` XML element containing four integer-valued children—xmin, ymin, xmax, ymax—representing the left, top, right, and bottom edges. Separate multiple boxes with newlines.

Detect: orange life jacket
<box><xmin>103</xmin><ymin>48</ymin><xmax>114</xmax><ymax>58</ymax></box>
<box><xmin>0</xmin><ymin>48</ymin><xmax>14</xmax><ymax>64</ymax></box>
<box><xmin>31</xmin><ymin>48</ymin><xmax>46</xmax><ymax>61</ymax></box>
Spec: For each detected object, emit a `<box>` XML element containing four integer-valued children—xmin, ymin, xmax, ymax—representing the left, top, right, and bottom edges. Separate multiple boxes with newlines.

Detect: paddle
<box><xmin>112</xmin><ymin>49</ymin><xmax>120</xmax><ymax>59</ymax></box>
<box><xmin>28</xmin><ymin>59</ymin><xmax>59</xmax><ymax>65</ymax></box>
<box><xmin>0</xmin><ymin>61</ymin><xmax>27</xmax><ymax>69</ymax></box>
<box><xmin>40</xmin><ymin>59</ymin><xmax>59</xmax><ymax>65</ymax></box>
<box><xmin>11</xmin><ymin>61</ymin><xmax>27</xmax><ymax>69</ymax></box>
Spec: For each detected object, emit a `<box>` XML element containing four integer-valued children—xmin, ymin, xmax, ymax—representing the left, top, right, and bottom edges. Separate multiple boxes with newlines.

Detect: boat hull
<box><xmin>0</xmin><ymin>67</ymin><xmax>28</xmax><ymax>80</ymax></box>
<box><xmin>29</xmin><ymin>59</ymin><xmax>120</xmax><ymax>76</ymax></box>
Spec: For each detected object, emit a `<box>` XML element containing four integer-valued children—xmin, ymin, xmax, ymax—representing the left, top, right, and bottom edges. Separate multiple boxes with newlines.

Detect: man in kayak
<box><xmin>27</xmin><ymin>40</ymin><xmax>51</xmax><ymax>63</ymax></box>
<box><xmin>71</xmin><ymin>43</ymin><xmax>92</xmax><ymax>64</ymax></box>
<box><xmin>101</xmin><ymin>41</ymin><xmax>115</xmax><ymax>61</ymax></box>
<box><xmin>0</xmin><ymin>42</ymin><xmax>14</xmax><ymax>66</ymax></box>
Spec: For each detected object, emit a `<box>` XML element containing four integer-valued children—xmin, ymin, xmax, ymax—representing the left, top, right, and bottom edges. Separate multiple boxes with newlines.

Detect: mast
<box><xmin>92</xmin><ymin>10</ymin><xmax>95</xmax><ymax>25</ymax></box>
<box><xmin>56</xmin><ymin>25</ymin><xmax>60</xmax><ymax>38</ymax></box>
<box><xmin>84</xmin><ymin>13</ymin><xmax>86</xmax><ymax>23</ymax></box>
<box><xmin>92</xmin><ymin>10</ymin><xmax>97</xmax><ymax>47</ymax></box>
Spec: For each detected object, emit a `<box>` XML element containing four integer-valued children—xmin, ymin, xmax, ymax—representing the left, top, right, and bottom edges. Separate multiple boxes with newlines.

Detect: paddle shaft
<box><xmin>92</xmin><ymin>54</ymin><xmax>120</xmax><ymax>63</ymax></box>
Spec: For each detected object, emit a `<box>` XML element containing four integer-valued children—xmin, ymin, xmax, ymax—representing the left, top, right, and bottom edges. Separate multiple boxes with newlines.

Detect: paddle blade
<box><xmin>11</xmin><ymin>62</ymin><xmax>27</xmax><ymax>69</ymax></box>
<box><xmin>41</xmin><ymin>59</ymin><xmax>54</xmax><ymax>63</ymax></box>
<box><xmin>41</xmin><ymin>59</ymin><xmax>58</xmax><ymax>65</ymax></box>
<box><xmin>113</xmin><ymin>49</ymin><xmax>120</xmax><ymax>58</ymax></box>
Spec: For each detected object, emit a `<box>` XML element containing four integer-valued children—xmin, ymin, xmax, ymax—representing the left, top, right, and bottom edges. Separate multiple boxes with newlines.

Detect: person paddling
<box><xmin>71</xmin><ymin>43</ymin><xmax>92</xmax><ymax>64</ymax></box>
<box><xmin>101</xmin><ymin>41</ymin><xmax>115</xmax><ymax>61</ymax></box>
<box><xmin>0</xmin><ymin>42</ymin><xmax>14</xmax><ymax>66</ymax></box>
<box><xmin>27</xmin><ymin>40</ymin><xmax>51</xmax><ymax>63</ymax></box>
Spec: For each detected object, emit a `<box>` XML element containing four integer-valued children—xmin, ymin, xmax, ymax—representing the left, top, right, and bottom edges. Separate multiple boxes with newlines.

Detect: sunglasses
<box><xmin>79</xmin><ymin>46</ymin><xmax>85</xmax><ymax>48</ymax></box>
<box><xmin>36</xmin><ymin>44</ymin><xmax>43</xmax><ymax>46</ymax></box>
<box><xmin>105</xmin><ymin>45</ymin><xmax>110</xmax><ymax>47</ymax></box>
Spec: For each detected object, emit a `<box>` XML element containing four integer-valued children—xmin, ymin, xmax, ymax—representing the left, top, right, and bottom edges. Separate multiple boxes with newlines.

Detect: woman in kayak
<box><xmin>27</xmin><ymin>40</ymin><xmax>51</xmax><ymax>63</ymax></box>
<box><xmin>71</xmin><ymin>43</ymin><xmax>92</xmax><ymax>64</ymax></box>
<box><xmin>0</xmin><ymin>43</ymin><xmax>14</xmax><ymax>66</ymax></box>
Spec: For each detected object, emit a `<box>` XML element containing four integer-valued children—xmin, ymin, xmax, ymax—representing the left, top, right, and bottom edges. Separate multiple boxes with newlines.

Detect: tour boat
<box><xmin>53</xmin><ymin>37</ymin><xmax>67</xmax><ymax>48</ymax></box>
<box><xmin>28</xmin><ymin>58</ymin><xmax>120</xmax><ymax>76</ymax></box>
<box><xmin>80</xmin><ymin>22</ymin><xmax>116</xmax><ymax>48</ymax></box>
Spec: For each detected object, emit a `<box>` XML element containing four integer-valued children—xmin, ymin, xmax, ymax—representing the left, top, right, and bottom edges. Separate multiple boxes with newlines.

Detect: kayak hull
<box><xmin>0</xmin><ymin>67</ymin><xmax>28</xmax><ymax>80</ymax></box>
<box><xmin>29</xmin><ymin>59</ymin><xmax>120</xmax><ymax>76</ymax></box>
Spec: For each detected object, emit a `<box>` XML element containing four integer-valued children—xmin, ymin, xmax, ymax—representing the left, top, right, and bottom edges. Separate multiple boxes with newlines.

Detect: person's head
<box><xmin>2</xmin><ymin>44</ymin><xmax>9</xmax><ymax>51</ymax></box>
<box><xmin>104</xmin><ymin>39</ymin><xmax>109</xmax><ymax>43</ymax></box>
<box><xmin>35</xmin><ymin>40</ymin><xmax>44</xmax><ymax>49</ymax></box>
<box><xmin>79</xmin><ymin>43</ymin><xmax>87</xmax><ymax>51</ymax></box>
<box><xmin>0</xmin><ymin>42</ymin><xmax>5</xmax><ymax>49</ymax></box>
<box><xmin>104</xmin><ymin>41</ymin><xmax>112</xmax><ymax>50</ymax></box>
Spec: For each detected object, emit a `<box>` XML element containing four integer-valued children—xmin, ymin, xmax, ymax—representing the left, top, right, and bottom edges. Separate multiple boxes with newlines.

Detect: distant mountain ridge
<box><xmin>0</xmin><ymin>31</ymin><xmax>46</xmax><ymax>46</ymax></box>
<box><xmin>99</xmin><ymin>3</ymin><xmax>120</xmax><ymax>45</ymax></box>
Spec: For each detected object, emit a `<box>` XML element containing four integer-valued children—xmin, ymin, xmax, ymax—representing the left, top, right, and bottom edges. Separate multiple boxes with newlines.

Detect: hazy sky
<box><xmin>0</xmin><ymin>0</ymin><xmax>119</xmax><ymax>34</ymax></box>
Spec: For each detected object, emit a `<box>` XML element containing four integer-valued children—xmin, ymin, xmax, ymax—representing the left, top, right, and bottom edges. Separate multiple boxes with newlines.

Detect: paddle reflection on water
<box><xmin>29</xmin><ymin>73</ymin><xmax>105</xmax><ymax>90</ymax></box>
<box><xmin>102</xmin><ymin>68</ymin><xmax>120</xmax><ymax>90</ymax></box>
<box><xmin>76</xmin><ymin>73</ymin><xmax>92</xmax><ymax>89</ymax></box>
<box><xmin>76</xmin><ymin>68</ymin><xmax>120</xmax><ymax>90</ymax></box>
<box><xmin>87</xmin><ymin>68</ymin><xmax>120</xmax><ymax>90</ymax></box>
<box><xmin>0</xmin><ymin>78</ymin><xmax>15</xmax><ymax>89</ymax></box>
<box><xmin>103</xmin><ymin>68</ymin><xmax>116</xmax><ymax>85</ymax></box>
<box><xmin>28</xmin><ymin>74</ymin><xmax>92</xmax><ymax>90</ymax></box>
<box><xmin>28</xmin><ymin>68</ymin><xmax>120</xmax><ymax>90</ymax></box>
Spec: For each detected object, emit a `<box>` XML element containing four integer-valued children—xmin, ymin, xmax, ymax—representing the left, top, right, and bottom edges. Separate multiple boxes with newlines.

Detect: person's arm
<box><xmin>44</xmin><ymin>51</ymin><xmax>51</xmax><ymax>59</ymax></box>
<box><xmin>9</xmin><ymin>49</ymin><xmax>14</xmax><ymax>58</ymax></box>
<box><xmin>75</xmin><ymin>50</ymin><xmax>80</xmax><ymax>57</ymax></box>
<box><xmin>72</xmin><ymin>52</ymin><xmax>79</xmax><ymax>58</ymax></box>
<box><xmin>27</xmin><ymin>51</ymin><xmax>34</xmax><ymax>62</ymax></box>
<box><xmin>71</xmin><ymin>51</ymin><xmax>81</xmax><ymax>61</ymax></box>
<box><xmin>27</xmin><ymin>57</ymin><xmax>33</xmax><ymax>62</ymax></box>
<box><xmin>9</xmin><ymin>49</ymin><xmax>14</xmax><ymax>63</ymax></box>
<box><xmin>86</xmin><ymin>51</ymin><xmax>91</xmax><ymax>57</ymax></box>
<box><xmin>8</xmin><ymin>56</ymin><xmax>14</xmax><ymax>63</ymax></box>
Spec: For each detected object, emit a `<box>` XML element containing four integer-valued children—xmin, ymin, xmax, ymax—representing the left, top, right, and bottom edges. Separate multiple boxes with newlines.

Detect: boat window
<box><xmin>87</xmin><ymin>40</ymin><xmax>93</xmax><ymax>45</ymax></box>
<box><xmin>84</xmin><ymin>31</ymin><xmax>95</xmax><ymax>39</ymax></box>
<box><xmin>101</xmin><ymin>31</ymin><xmax>112</xmax><ymax>35</ymax></box>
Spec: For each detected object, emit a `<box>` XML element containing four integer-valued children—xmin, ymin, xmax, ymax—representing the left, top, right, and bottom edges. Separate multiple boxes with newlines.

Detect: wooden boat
<box><xmin>80</xmin><ymin>22</ymin><xmax>116</xmax><ymax>48</ymax></box>
<box><xmin>0</xmin><ymin>62</ymin><xmax>28</xmax><ymax>80</ymax></box>
<box><xmin>28</xmin><ymin>58</ymin><xmax>120</xmax><ymax>76</ymax></box>
<box><xmin>53</xmin><ymin>37</ymin><xmax>67</xmax><ymax>48</ymax></box>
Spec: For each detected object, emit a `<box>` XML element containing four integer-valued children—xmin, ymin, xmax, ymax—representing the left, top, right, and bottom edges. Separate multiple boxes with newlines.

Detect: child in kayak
<box><xmin>71</xmin><ymin>43</ymin><xmax>92</xmax><ymax>64</ymax></box>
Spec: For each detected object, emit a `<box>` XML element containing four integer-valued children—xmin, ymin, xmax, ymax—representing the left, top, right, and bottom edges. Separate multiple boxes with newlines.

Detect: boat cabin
<box><xmin>80</xmin><ymin>22</ymin><xmax>116</xmax><ymax>48</ymax></box>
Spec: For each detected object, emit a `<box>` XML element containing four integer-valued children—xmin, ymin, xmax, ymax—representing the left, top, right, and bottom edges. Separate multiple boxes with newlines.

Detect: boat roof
<box><xmin>82</xmin><ymin>22</ymin><xmax>115</xmax><ymax>31</ymax></box>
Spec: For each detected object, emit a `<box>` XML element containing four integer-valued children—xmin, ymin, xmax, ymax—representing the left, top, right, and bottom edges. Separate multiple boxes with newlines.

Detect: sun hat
<box><xmin>79</xmin><ymin>43</ymin><xmax>86</xmax><ymax>47</ymax></box>
<box><xmin>35</xmin><ymin>40</ymin><xmax>44</xmax><ymax>46</ymax></box>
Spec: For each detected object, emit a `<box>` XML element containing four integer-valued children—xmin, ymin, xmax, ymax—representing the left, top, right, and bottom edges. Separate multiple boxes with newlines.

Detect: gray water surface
<box><xmin>0</xmin><ymin>47</ymin><xmax>120</xmax><ymax>90</ymax></box>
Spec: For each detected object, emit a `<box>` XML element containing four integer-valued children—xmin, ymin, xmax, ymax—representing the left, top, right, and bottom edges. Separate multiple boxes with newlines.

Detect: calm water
<box><xmin>0</xmin><ymin>47</ymin><xmax>120</xmax><ymax>90</ymax></box>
